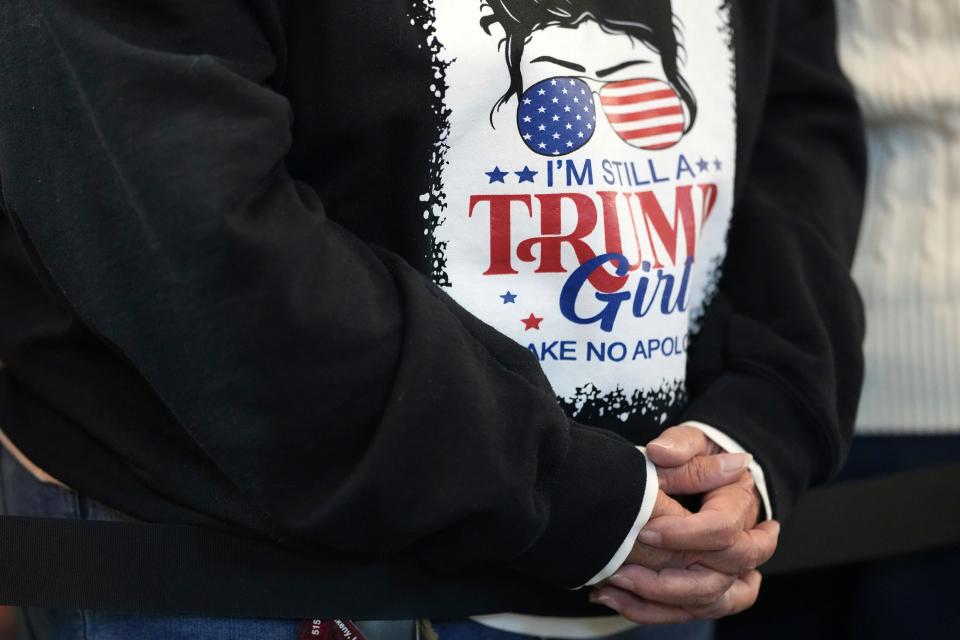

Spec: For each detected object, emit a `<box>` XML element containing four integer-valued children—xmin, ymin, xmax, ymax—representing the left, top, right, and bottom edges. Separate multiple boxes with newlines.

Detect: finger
<box><xmin>641</xmin><ymin>482</ymin><xmax>757</xmax><ymax>550</ymax></box>
<box><xmin>639</xmin><ymin>511</ymin><xmax>739</xmax><ymax>551</ymax></box>
<box><xmin>624</xmin><ymin>539</ymin><xmax>693</xmax><ymax>570</ymax></box>
<box><xmin>608</xmin><ymin>563</ymin><xmax>737</xmax><ymax>608</ymax></box>
<box><xmin>651</xmin><ymin>489</ymin><xmax>692</xmax><ymax>519</ymax></box>
<box><xmin>657</xmin><ymin>454</ymin><xmax>752</xmax><ymax>495</ymax></box>
<box><xmin>627</xmin><ymin>520</ymin><xmax>779</xmax><ymax>573</ymax></box>
<box><xmin>696</xmin><ymin>520</ymin><xmax>781</xmax><ymax>574</ymax></box>
<box><xmin>646</xmin><ymin>425</ymin><xmax>721</xmax><ymax>467</ymax></box>
<box><xmin>625</xmin><ymin>494</ymin><xmax>692</xmax><ymax>568</ymax></box>
<box><xmin>701</xmin><ymin>473</ymin><xmax>761</xmax><ymax>530</ymax></box>
<box><xmin>686</xmin><ymin>570</ymin><xmax>762</xmax><ymax>620</ymax></box>
<box><xmin>590</xmin><ymin>585</ymin><xmax>694</xmax><ymax>625</ymax></box>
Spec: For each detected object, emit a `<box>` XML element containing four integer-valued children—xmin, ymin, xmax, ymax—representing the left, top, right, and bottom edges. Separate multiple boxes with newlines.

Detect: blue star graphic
<box><xmin>485</xmin><ymin>166</ymin><xmax>508</xmax><ymax>183</ymax></box>
<box><xmin>696</xmin><ymin>157</ymin><xmax>709</xmax><ymax>172</ymax></box>
<box><xmin>515</xmin><ymin>165</ymin><xmax>538</xmax><ymax>183</ymax></box>
<box><xmin>713</xmin><ymin>158</ymin><xmax>723</xmax><ymax>171</ymax></box>
<box><xmin>500</xmin><ymin>291</ymin><xmax>517</xmax><ymax>304</ymax></box>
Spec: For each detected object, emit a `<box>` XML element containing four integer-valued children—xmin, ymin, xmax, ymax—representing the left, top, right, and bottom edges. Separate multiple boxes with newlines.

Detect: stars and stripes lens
<box><xmin>598</xmin><ymin>78</ymin><xmax>686</xmax><ymax>150</ymax></box>
<box><xmin>517</xmin><ymin>77</ymin><xmax>596</xmax><ymax>157</ymax></box>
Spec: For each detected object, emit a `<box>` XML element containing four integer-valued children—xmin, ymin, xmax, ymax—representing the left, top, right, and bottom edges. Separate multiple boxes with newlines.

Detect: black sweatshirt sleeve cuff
<box><xmin>506</xmin><ymin>425</ymin><xmax>650</xmax><ymax>589</ymax></box>
<box><xmin>679</xmin><ymin>372</ymin><xmax>840</xmax><ymax>520</ymax></box>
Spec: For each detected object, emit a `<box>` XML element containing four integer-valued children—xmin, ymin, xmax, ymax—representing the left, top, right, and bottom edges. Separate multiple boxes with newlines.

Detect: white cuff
<box><xmin>680</xmin><ymin>420</ymin><xmax>774</xmax><ymax>521</ymax></box>
<box><xmin>578</xmin><ymin>449</ymin><xmax>658</xmax><ymax>588</ymax></box>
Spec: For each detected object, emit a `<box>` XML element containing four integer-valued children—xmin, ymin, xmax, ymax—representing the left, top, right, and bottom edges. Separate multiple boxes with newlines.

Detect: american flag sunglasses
<box><xmin>516</xmin><ymin>76</ymin><xmax>687</xmax><ymax>157</ymax></box>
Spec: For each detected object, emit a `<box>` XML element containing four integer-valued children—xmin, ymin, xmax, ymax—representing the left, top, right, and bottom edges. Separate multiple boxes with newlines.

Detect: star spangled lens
<box><xmin>517</xmin><ymin>77</ymin><xmax>596</xmax><ymax>157</ymax></box>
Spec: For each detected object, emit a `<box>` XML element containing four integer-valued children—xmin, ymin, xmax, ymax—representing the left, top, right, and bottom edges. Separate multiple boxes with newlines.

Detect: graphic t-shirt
<box><xmin>423</xmin><ymin>0</ymin><xmax>735</xmax><ymax>436</ymax></box>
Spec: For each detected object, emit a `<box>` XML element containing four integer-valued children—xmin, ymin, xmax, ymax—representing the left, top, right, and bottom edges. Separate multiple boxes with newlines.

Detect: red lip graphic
<box><xmin>599</xmin><ymin>78</ymin><xmax>686</xmax><ymax>150</ymax></box>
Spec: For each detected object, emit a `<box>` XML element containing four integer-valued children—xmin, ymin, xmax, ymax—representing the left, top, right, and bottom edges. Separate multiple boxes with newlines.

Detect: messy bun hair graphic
<box><xmin>480</xmin><ymin>0</ymin><xmax>697</xmax><ymax>130</ymax></box>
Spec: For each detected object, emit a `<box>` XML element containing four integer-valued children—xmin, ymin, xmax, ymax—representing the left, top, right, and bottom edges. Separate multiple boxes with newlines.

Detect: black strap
<box><xmin>763</xmin><ymin>463</ymin><xmax>960</xmax><ymax>574</ymax></box>
<box><xmin>0</xmin><ymin>514</ymin><xmax>604</xmax><ymax>619</ymax></box>
<box><xmin>2</xmin><ymin>465</ymin><xmax>959</xmax><ymax>616</ymax></box>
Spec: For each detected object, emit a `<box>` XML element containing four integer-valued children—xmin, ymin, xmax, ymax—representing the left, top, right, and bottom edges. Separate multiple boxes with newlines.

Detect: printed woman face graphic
<box><xmin>480</xmin><ymin>0</ymin><xmax>697</xmax><ymax>157</ymax></box>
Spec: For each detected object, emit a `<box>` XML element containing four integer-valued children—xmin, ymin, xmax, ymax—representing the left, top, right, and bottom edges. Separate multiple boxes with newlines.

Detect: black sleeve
<box><xmin>0</xmin><ymin>0</ymin><xmax>649</xmax><ymax>588</ymax></box>
<box><xmin>680</xmin><ymin>0</ymin><xmax>867</xmax><ymax>518</ymax></box>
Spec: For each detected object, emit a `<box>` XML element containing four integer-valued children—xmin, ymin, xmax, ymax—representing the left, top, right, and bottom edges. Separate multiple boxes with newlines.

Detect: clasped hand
<box><xmin>589</xmin><ymin>426</ymin><xmax>781</xmax><ymax>624</ymax></box>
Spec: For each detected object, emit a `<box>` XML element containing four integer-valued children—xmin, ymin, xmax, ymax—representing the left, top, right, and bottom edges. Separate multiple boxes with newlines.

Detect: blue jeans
<box><xmin>0</xmin><ymin>446</ymin><xmax>711</xmax><ymax>640</ymax></box>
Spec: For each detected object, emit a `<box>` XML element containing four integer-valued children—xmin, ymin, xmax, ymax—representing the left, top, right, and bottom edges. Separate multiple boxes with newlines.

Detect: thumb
<box><xmin>646</xmin><ymin>425</ymin><xmax>721</xmax><ymax>467</ymax></box>
<box><xmin>657</xmin><ymin>453</ymin><xmax>752</xmax><ymax>495</ymax></box>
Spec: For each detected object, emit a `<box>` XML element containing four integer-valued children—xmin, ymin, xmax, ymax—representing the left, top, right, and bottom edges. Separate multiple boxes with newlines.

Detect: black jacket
<box><xmin>0</xmin><ymin>0</ymin><xmax>865</xmax><ymax>616</ymax></box>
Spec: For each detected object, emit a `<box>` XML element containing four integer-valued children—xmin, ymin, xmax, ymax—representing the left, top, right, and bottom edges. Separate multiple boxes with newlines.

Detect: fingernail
<box><xmin>638</xmin><ymin>529</ymin><xmax>661</xmax><ymax>546</ymax></box>
<box><xmin>608</xmin><ymin>573</ymin><xmax>635</xmax><ymax>591</ymax></box>
<box><xmin>719</xmin><ymin>452</ymin><xmax>752</xmax><ymax>473</ymax></box>
<box><xmin>590</xmin><ymin>594</ymin><xmax>619</xmax><ymax>611</ymax></box>
<box><xmin>648</xmin><ymin>438</ymin><xmax>674</xmax><ymax>450</ymax></box>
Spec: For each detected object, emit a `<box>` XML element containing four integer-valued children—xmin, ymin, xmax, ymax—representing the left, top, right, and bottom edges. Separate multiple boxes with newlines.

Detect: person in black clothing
<box><xmin>0</xmin><ymin>0</ymin><xmax>865</xmax><ymax>638</ymax></box>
